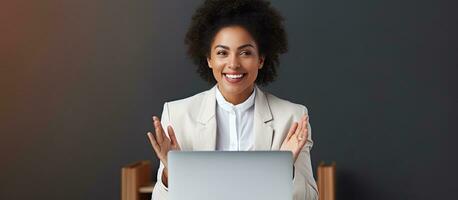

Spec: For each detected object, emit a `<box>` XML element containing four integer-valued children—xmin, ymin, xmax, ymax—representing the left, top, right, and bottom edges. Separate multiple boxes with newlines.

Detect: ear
<box><xmin>259</xmin><ymin>56</ymin><xmax>265</xmax><ymax>69</ymax></box>
<box><xmin>207</xmin><ymin>57</ymin><xmax>212</xmax><ymax>68</ymax></box>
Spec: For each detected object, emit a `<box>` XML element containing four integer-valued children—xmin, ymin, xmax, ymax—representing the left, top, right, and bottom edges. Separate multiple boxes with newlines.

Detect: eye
<box><xmin>240</xmin><ymin>50</ymin><xmax>252</xmax><ymax>56</ymax></box>
<box><xmin>216</xmin><ymin>50</ymin><xmax>227</xmax><ymax>56</ymax></box>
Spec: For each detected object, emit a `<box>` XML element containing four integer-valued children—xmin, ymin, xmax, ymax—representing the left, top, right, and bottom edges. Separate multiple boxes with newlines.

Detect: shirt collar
<box><xmin>215</xmin><ymin>85</ymin><xmax>256</xmax><ymax>113</ymax></box>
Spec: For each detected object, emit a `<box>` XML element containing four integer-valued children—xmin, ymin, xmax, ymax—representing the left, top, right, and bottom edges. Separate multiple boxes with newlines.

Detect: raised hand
<box><xmin>146</xmin><ymin>116</ymin><xmax>181</xmax><ymax>169</ymax></box>
<box><xmin>280</xmin><ymin>114</ymin><xmax>309</xmax><ymax>164</ymax></box>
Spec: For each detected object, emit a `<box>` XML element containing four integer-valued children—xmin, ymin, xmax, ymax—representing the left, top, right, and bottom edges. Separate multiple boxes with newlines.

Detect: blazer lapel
<box><xmin>253</xmin><ymin>86</ymin><xmax>274</xmax><ymax>150</ymax></box>
<box><xmin>193</xmin><ymin>85</ymin><xmax>273</xmax><ymax>151</ymax></box>
<box><xmin>194</xmin><ymin>86</ymin><xmax>217</xmax><ymax>150</ymax></box>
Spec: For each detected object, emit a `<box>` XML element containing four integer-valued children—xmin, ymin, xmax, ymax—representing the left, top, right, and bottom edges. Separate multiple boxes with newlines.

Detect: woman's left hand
<box><xmin>280</xmin><ymin>114</ymin><xmax>309</xmax><ymax>164</ymax></box>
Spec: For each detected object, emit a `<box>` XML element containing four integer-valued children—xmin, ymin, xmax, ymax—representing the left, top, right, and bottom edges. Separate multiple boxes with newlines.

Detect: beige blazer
<box><xmin>151</xmin><ymin>85</ymin><xmax>318</xmax><ymax>200</ymax></box>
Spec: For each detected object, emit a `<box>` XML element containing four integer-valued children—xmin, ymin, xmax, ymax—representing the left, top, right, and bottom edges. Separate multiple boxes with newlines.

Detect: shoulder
<box><xmin>161</xmin><ymin>87</ymin><xmax>213</xmax><ymax>119</ymax></box>
<box><xmin>263</xmin><ymin>90</ymin><xmax>309</xmax><ymax>116</ymax></box>
<box><xmin>165</xmin><ymin>89</ymin><xmax>209</xmax><ymax>109</ymax></box>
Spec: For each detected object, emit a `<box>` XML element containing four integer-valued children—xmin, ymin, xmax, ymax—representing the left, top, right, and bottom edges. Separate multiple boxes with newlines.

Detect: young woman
<box><xmin>146</xmin><ymin>0</ymin><xmax>318</xmax><ymax>199</ymax></box>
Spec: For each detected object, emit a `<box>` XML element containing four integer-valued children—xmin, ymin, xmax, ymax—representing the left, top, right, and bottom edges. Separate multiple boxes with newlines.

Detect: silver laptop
<box><xmin>168</xmin><ymin>151</ymin><xmax>293</xmax><ymax>200</ymax></box>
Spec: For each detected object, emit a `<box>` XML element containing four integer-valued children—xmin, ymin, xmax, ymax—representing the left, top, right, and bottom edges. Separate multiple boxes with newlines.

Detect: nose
<box><xmin>227</xmin><ymin>54</ymin><xmax>241</xmax><ymax>69</ymax></box>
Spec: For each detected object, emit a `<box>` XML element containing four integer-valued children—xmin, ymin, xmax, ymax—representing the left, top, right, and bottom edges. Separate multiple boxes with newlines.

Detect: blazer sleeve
<box><xmin>292</xmin><ymin>106</ymin><xmax>319</xmax><ymax>200</ymax></box>
<box><xmin>151</xmin><ymin>102</ymin><xmax>170</xmax><ymax>200</ymax></box>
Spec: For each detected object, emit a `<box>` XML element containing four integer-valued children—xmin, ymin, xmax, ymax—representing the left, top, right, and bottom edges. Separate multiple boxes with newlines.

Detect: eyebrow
<box><xmin>214</xmin><ymin>44</ymin><xmax>255</xmax><ymax>50</ymax></box>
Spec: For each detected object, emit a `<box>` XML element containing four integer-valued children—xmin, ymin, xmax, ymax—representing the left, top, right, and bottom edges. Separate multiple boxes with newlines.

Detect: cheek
<box><xmin>243</xmin><ymin>60</ymin><xmax>260</xmax><ymax>75</ymax></box>
<box><xmin>249</xmin><ymin>69</ymin><xmax>259</xmax><ymax>81</ymax></box>
<box><xmin>210</xmin><ymin>63</ymin><xmax>224</xmax><ymax>80</ymax></box>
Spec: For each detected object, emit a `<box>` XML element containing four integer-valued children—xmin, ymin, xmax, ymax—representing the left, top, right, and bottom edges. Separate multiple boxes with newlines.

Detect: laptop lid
<box><xmin>168</xmin><ymin>151</ymin><xmax>293</xmax><ymax>200</ymax></box>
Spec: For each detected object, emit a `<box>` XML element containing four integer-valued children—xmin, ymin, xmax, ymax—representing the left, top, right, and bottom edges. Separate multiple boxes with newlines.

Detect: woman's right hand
<box><xmin>146</xmin><ymin>116</ymin><xmax>181</xmax><ymax>180</ymax></box>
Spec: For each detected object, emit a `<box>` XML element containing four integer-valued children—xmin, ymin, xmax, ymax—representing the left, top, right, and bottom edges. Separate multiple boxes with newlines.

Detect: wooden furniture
<box><xmin>121</xmin><ymin>160</ymin><xmax>155</xmax><ymax>200</ymax></box>
<box><xmin>317</xmin><ymin>161</ymin><xmax>336</xmax><ymax>200</ymax></box>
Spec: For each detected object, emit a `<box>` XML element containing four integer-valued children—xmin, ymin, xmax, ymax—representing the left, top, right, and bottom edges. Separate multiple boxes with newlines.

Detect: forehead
<box><xmin>211</xmin><ymin>26</ymin><xmax>257</xmax><ymax>48</ymax></box>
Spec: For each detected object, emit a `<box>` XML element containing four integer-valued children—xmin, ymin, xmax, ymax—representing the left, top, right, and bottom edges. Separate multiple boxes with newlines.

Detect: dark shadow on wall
<box><xmin>337</xmin><ymin>169</ymin><xmax>372</xmax><ymax>200</ymax></box>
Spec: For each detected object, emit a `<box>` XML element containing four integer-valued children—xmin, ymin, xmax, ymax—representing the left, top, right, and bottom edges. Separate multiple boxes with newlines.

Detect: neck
<box><xmin>217</xmin><ymin>84</ymin><xmax>255</xmax><ymax>105</ymax></box>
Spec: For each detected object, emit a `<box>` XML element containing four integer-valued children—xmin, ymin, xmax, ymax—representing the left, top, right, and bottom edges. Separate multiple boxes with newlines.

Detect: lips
<box><xmin>223</xmin><ymin>73</ymin><xmax>246</xmax><ymax>83</ymax></box>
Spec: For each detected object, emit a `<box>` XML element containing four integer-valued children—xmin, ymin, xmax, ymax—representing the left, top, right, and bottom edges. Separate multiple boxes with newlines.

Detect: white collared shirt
<box><xmin>215</xmin><ymin>86</ymin><xmax>256</xmax><ymax>151</ymax></box>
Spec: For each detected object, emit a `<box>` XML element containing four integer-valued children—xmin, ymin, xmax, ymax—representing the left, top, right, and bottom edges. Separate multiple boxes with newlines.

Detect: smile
<box><xmin>225</xmin><ymin>73</ymin><xmax>244</xmax><ymax>79</ymax></box>
<box><xmin>223</xmin><ymin>73</ymin><xmax>246</xmax><ymax>83</ymax></box>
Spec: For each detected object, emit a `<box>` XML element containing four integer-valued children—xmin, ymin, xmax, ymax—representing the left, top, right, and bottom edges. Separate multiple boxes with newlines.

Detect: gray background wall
<box><xmin>0</xmin><ymin>0</ymin><xmax>456</xmax><ymax>199</ymax></box>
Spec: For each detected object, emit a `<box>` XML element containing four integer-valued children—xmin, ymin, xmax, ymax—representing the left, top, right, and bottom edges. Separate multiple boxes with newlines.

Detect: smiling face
<box><xmin>207</xmin><ymin>26</ymin><xmax>264</xmax><ymax>104</ymax></box>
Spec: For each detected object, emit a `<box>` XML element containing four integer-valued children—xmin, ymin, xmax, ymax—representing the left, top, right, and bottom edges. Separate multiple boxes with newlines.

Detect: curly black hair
<box><xmin>185</xmin><ymin>0</ymin><xmax>288</xmax><ymax>86</ymax></box>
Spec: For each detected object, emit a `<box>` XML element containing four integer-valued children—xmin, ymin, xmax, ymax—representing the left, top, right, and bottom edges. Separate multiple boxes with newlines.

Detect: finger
<box><xmin>155</xmin><ymin>116</ymin><xmax>169</xmax><ymax>141</ymax></box>
<box><xmin>305</xmin><ymin>115</ymin><xmax>309</xmax><ymax>132</ymax></box>
<box><xmin>293</xmin><ymin>116</ymin><xmax>304</xmax><ymax>140</ymax></box>
<box><xmin>286</xmin><ymin>122</ymin><xmax>298</xmax><ymax>141</ymax></box>
<box><xmin>296</xmin><ymin>117</ymin><xmax>308</xmax><ymax>151</ymax></box>
<box><xmin>298</xmin><ymin>115</ymin><xmax>308</xmax><ymax>141</ymax></box>
<box><xmin>303</xmin><ymin>115</ymin><xmax>309</xmax><ymax>137</ymax></box>
<box><xmin>152</xmin><ymin>116</ymin><xmax>159</xmax><ymax>127</ymax></box>
<box><xmin>297</xmin><ymin>136</ymin><xmax>307</xmax><ymax>153</ymax></box>
<box><xmin>168</xmin><ymin>126</ymin><xmax>181</xmax><ymax>150</ymax></box>
<box><xmin>297</xmin><ymin>125</ymin><xmax>307</xmax><ymax>144</ymax></box>
<box><xmin>167</xmin><ymin>126</ymin><xmax>178</xmax><ymax>147</ymax></box>
<box><xmin>300</xmin><ymin>127</ymin><xmax>308</xmax><ymax>147</ymax></box>
<box><xmin>147</xmin><ymin>131</ymin><xmax>161</xmax><ymax>153</ymax></box>
<box><xmin>153</xmin><ymin>116</ymin><xmax>164</xmax><ymax>143</ymax></box>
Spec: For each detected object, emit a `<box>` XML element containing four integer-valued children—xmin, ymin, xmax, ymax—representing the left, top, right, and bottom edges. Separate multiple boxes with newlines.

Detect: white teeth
<box><xmin>225</xmin><ymin>74</ymin><xmax>244</xmax><ymax>79</ymax></box>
